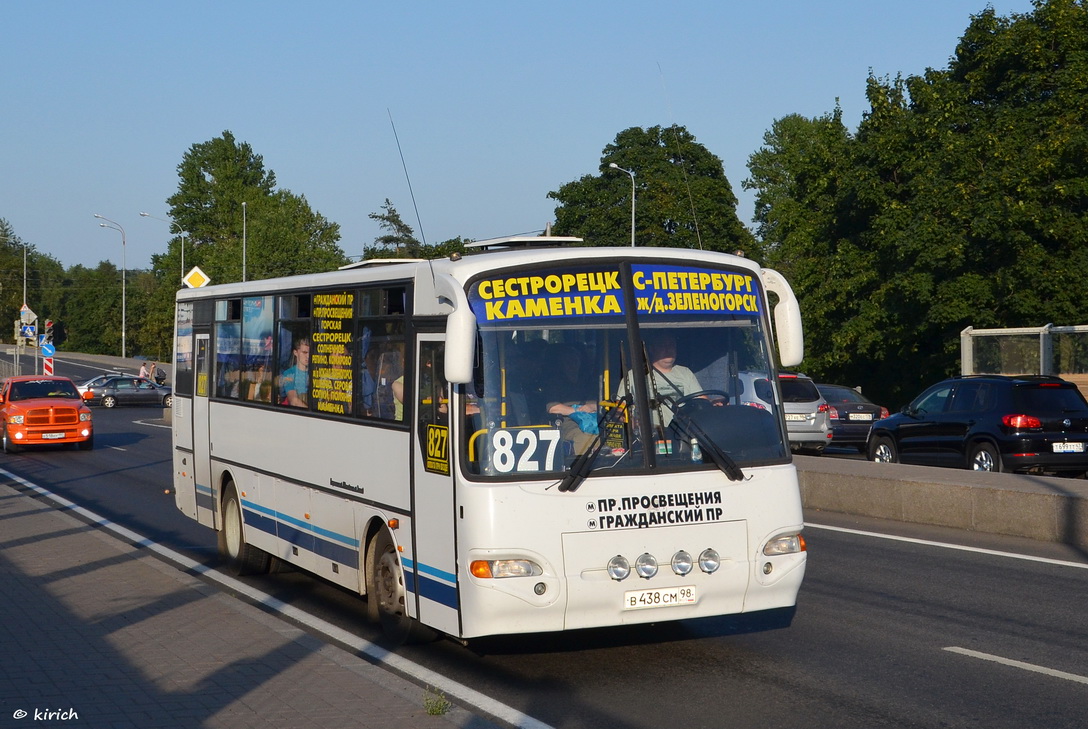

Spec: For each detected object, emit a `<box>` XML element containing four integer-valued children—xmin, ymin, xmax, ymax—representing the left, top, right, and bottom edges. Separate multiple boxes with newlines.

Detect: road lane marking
<box><xmin>806</xmin><ymin>522</ymin><xmax>1088</xmax><ymax>570</ymax></box>
<box><xmin>943</xmin><ymin>647</ymin><xmax>1088</xmax><ymax>685</ymax></box>
<box><xmin>0</xmin><ymin>467</ymin><xmax>555</xmax><ymax>729</ymax></box>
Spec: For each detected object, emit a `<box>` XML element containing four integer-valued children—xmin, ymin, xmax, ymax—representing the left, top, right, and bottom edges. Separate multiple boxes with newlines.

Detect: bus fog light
<box><xmin>763</xmin><ymin>533</ymin><xmax>806</xmax><ymax>556</ymax></box>
<box><xmin>635</xmin><ymin>553</ymin><xmax>658</xmax><ymax>579</ymax></box>
<box><xmin>534</xmin><ymin>582</ymin><xmax>547</xmax><ymax>595</ymax></box>
<box><xmin>671</xmin><ymin>550</ymin><xmax>693</xmax><ymax>576</ymax></box>
<box><xmin>763</xmin><ymin>562</ymin><xmax>773</xmax><ymax>575</ymax></box>
<box><xmin>607</xmin><ymin>555</ymin><xmax>630</xmax><ymax>581</ymax></box>
<box><xmin>699</xmin><ymin>548</ymin><xmax>720</xmax><ymax>574</ymax></box>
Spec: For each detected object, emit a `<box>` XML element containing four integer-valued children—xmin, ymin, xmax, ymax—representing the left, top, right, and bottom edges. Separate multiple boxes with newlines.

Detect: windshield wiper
<box><xmin>672</xmin><ymin>411</ymin><xmax>745</xmax><ymax>482</ymax></box>
<box><xmin>556</xmin><ymin>396</ymin><xmax>630</xmax><ymax>493</ymax></box>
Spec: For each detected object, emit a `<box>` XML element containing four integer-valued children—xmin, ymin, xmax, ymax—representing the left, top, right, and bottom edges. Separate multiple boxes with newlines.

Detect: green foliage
<box><xmin>549</xmin><ymin>125</ymin><xmax>756</xmax><ymax>255</ymax></box>
<box><xmin>422</xmin><ymin>686</ymin><xmax>452</xmax><ymax>716</ymax></box>
<box><xmin>368</xmin><ymin>198</ymin><xmax>422</xmax><ymax>256</ymax></box>
<box><xmin>745</xmin><ymin>0</ymin><xmax>1088</xmax><ymax>406</ymax></box>
<box><xmin>3</xmin><ymin>131</ymin><xmax>347</xmax><ymax>357</ymax></box>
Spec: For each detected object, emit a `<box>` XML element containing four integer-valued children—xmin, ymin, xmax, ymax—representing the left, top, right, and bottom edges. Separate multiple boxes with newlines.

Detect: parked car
<box><xmin>816</xmin><ymin>383</ymin><xmax>890</xmax><ymax>452</ymax></box>
<box><xmin>0</xmin><ymin>375</ymin><xmax>93</xmax><ymax>453</ymax></box>
<box><xmin>867</xmin><ymin>374</ymin><xmax>1088</xmax><ymax>475</ymax></box>
<box><xmin>75</xmin><ymin>372</ymin><xmax>122</xmax><ymax>396</ymax></box>
<box><xmin>82</xmin><ymin>376</ymin><xmax>173</xmax><ymax>408</ymax></box>
<box><xmin>778</xmin><ymin>372</ymin><xmax>833</xmax><ymax>454</ymax></box>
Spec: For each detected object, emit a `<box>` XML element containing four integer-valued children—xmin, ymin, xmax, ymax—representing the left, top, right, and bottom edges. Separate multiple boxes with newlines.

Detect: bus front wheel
<box><xmin>365</xmin><ymin>529</ymin><xmax>435</xmax><ymax>644</ymax></box>
<box><xmin>218</xmin><ymin>485</ymin><xmax>271</xmax><ymax>576</ymax></box>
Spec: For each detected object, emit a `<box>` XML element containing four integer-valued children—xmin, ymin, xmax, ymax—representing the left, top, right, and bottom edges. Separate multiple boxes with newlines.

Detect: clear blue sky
<box><xmin>2</xmin><ymin>1</ymin><xmax>1033</xmax><ymax>270</ymax></box>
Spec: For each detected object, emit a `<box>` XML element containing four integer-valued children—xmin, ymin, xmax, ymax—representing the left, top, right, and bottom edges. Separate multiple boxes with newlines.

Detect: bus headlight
<box><xmin>699</xmin><ymin>548</ymin><xmax>720</xmax><ymax>574</ymax></box>
<box><xmin>634</xmin><ymin>553</ymin><xmax>658</xmax><ymax>579</ymax></box>
<box><xmin>606</xmin><ymin>554</ymin><xmax>630</xmax><ymax>581</ymax></box>
<box><xmin>671</xmin><ymin>550</ymin><xmax>693</xmax><ymax>576</ymax></box>
<box><xmin>470</xmin><ymin>559</ymin><xmax>542</xmax><ymax>579</ymax></box>
<box><xmin>763</xmin><ymin>533</ymin><xmax>806</xmax><ymax>556</ymax></box>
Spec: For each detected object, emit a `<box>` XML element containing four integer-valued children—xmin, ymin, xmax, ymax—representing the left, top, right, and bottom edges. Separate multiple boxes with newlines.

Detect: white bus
<box><xmin>172</xmin><ymin>238</ymin><xmax>808</xmax><ymax>641</ymax></box>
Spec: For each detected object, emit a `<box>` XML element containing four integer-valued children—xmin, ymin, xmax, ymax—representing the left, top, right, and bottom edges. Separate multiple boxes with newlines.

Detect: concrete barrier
<box><xmin>795</xmin><ymin>455</ymin><xmax>1088</xmax><ymax>549</ymax></box>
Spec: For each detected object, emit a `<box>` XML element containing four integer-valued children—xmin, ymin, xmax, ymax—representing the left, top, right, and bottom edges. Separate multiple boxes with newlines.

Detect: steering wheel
<box><xmin>674</xmin><ymin>390</ymin><xmax>731</xmax><ymax>410</ymax></box>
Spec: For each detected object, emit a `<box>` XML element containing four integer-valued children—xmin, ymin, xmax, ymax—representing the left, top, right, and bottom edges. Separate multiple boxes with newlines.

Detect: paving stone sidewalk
<box><xmin>0</xmin><ymin>481</ymin><xmax>496</xmax><ymax>729</ymax></box>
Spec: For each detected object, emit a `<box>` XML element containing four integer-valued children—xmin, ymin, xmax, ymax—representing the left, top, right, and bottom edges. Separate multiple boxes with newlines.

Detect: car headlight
<box><xmin>79</xmin><ymin>412</ymin><xmax>92</xmax><ymax>422</ymax></box>
<box><xmin>8</xmin><ymin>415</ymin><xmax>24</xmax><ymax>424</ymax></box>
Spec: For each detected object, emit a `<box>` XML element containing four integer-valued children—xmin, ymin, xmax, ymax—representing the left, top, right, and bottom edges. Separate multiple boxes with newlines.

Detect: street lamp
<box><xmin>609</xmin><ymin>163</ymin><xmax>636</xmax><ymax>247</ymax></box>
<box><xmin>140</xmin><ymin>211</ymin><xmax>185</xmax><ymax>284</ymax></box>
<box><xmin>94</xmin><ymin>214</ymin><xmax>126</xmax><ymax>359</ymax></box>
<box><xmin>242</xmin><ymin>201</ymin><xmax>247</xmax><ymax>282</ymax></box>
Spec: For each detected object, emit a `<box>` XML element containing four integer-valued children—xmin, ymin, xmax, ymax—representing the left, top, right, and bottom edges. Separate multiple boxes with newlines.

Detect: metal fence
<box><xmin>961</xmin><ymin>324</ymin><xmax>1088</xmax><ymax>394</ymax></box>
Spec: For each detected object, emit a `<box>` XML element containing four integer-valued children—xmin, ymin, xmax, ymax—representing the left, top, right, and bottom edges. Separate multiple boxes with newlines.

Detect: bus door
<box><xmin>409</xmin><ymin>335</ymin><xmax>460</xmax><ymax>635</ymax></box>
<box><xmin>192</xmin><ymin>332</ymin><xmax>216</xmax><ymax>529</ymax></box>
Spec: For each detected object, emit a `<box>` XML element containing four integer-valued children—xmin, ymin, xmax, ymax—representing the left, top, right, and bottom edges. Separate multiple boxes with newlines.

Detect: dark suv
<box><xmin>867</xmin><ymin>375</ymin><xmax>1088</xmax><ymax>475</ymax></box>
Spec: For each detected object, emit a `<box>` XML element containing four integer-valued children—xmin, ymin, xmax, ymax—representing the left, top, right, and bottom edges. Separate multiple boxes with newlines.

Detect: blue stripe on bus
<box><xmin>403</xmin><ymin>557</ymin><xmax>457</xmax><ymax>585</ymax></box>
<box><xmin>242</xmin><ymin>499</ymin><xmax>360</xmax><ymax>548</ymax></box>
<box><xmin>237</xmin><ymin>502</ymin><xmax>459</xmax><ymax>609</ymax></box>
<box><xmin>406</xmin><ymin>569</ymin><xmax>459</xmax><ymax>609</ymax></box>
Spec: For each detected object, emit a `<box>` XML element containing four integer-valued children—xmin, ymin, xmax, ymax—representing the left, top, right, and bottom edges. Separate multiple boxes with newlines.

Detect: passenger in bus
<box><xmin>392</xmin><ymin>375</ymin><xmax>405</xmax><ymax>420</ymax></box>
<box><xmin>617</xmin><ymin>333</ymin><xmax>704</xmax><ymax>430</ymax></box>
<box><xmin>545</xmin><ymin>344</ymin><xmax>600</xmax><ymax>454</ymax></box>
<box><xmin>248</xmin><ymin>363</ymin><xmax>273</xmax><ymax>402</ymax></box>
<box><xmin>280</xmin><ymin>337</ymin><xmax>310</xmax><ymax>407</ymax></box>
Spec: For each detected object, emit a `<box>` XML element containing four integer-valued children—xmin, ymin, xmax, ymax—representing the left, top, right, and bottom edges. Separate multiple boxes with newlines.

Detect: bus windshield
<box><xmin>463</xmin><ymin>261</ymin><xmax>789</xmax><ymax>480</ymax></box>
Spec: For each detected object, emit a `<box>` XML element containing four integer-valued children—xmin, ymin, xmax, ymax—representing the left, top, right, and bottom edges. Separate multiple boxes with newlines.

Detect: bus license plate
<box><xmin>623</xmin><ymin>585</ymin><xmax>697</xmax><ymax>610</ymax></box>
<box><xmin>1053</xmin><ymin>442</ymin><xmax>1084</xmax><ymax>453</ymax></box>
<box><xmin>41</xmin><ymin>432</ymin><xmax>65</xmax><ymax>440</ymax></box>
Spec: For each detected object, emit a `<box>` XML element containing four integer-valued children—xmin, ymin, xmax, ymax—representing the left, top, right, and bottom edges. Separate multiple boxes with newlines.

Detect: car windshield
<box><xmin>463</xmin><ymin>260</ymin><xmax>790</xmax><ymax>482</ymax></box>
<box><xmin>8</xmin><ymin>380</ymin><xmax>80</xmax><ymax>401</ymax></box>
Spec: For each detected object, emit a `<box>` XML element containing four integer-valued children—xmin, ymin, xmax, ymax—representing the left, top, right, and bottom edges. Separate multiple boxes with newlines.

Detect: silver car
<box><xmin>778</xmin><ymin>372</ymin><xmax>832</xmax><ymax>453</ymax></box>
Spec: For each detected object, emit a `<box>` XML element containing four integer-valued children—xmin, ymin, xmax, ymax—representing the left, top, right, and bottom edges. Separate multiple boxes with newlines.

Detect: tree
<box><xmin>744</xmin><ymin>0</ymin><xmax>1088</xmax><ymax>406</ymax></box>
<box><xmin>368</xmin><ymin>199</ymin><xmax>422</xmax><ymax>257</ymax></box>
<box><xmin>157</xmin><ymin>131</ymin><xmax>345</xmax><ymax>287</ymax></box>
<box><xmin>167</xmin><ymin>130</ymin><xmax>276</xmax><ymax>247</ymax></box>
<box><xmin>549</xmin><ymin>125</ymin><xmax>756</xmax><ymax>254</ymax></box>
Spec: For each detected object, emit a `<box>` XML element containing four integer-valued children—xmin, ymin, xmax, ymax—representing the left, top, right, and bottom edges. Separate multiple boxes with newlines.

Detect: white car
<box><xmin>75</xmin><ymin>373</ymin><xmax>122</xmax><ymax>396</ymax></box>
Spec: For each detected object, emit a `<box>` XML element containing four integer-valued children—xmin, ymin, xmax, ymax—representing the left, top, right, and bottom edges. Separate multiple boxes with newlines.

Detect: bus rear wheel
<box><xmin>218</xmin><ymin>485</ymin><xmax>270</xmax><ymax>576</ymax></box>
<box><xmin>365</xmin><ymin>529</ymin><xmax>435</xmax><ymax>644</ymax></box>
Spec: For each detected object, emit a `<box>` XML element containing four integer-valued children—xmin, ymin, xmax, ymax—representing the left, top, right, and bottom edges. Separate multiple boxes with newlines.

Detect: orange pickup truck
<box><xmin>0</xmin><ymin>375</ymin><xmax>94</xmax><ymax>453</ymax></box>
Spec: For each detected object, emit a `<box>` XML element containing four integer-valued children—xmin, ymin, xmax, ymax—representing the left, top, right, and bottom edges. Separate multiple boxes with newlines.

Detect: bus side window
<box><xmin>416</xmin><ymin>342</ymin><xmax>446</xmax><ymax>426</ymax></box>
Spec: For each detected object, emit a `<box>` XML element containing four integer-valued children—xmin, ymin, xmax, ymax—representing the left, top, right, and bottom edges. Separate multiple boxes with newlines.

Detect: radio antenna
<box><xmin>657</xmin><ymin>63</ymin><xmax>703</xmax><ymax>250</ymax></box>
<box><xmin>387</xmin><ymin>109</ymin><xmax>427</xmax><ymax>246</ymax></box>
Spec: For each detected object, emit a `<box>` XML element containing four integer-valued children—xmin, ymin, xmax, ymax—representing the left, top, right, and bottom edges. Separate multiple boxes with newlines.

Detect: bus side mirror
<box><xmin>434</xmin><ymin>274</ymin><xmax>477</xmax><ymax>384</ymax></box>
<box><xmin>760</xmin><ymin>268</ymin><xmax>804</xmax><ymax>368</ymax></box>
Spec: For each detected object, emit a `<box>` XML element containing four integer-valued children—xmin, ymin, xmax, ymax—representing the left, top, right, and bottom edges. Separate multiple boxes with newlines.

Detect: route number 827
<box><xmin>490</xmin><ymin>428</ymin><xmax>562</xmax><ymax>473</ymax></box>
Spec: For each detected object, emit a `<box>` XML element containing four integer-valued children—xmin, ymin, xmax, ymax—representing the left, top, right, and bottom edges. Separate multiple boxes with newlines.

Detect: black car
<box><xmin>82</xmin><ymin>376</ymin><xmax>173</xmax><ymax>408</ymax></box>
<box><xmin>816</xmin><ymin>384</ymin><xmax>889</xmax><ymax>452</ymax></box>
<box><xmin>867</xmin><ymin>375</ymin><xmax>1088</xmax><ymax>475</ymax></box>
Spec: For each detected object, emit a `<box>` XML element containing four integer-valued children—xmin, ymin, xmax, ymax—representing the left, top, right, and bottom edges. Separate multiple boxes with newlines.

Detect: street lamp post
<box><xmin>242</xmin><ymin>201</ymin><xmax>247</xmax><ymax>282</ymax></box>
<box><xmin>140</xmin><ymin>212</ymin><xmax>185</xmax><ymax>284</ymax></box>
<box><xmin>608</xmin><ymin>163</ymin><xmax>636</xmax><ymax>247</ymax></box>
<box><xmin>94</xmin><ymin>214</ymin><xmax>127</xmax><ymax>359</ymax></box>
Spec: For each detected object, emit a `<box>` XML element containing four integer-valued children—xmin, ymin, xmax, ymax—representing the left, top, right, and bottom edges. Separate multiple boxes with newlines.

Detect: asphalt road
<box><xmin>3</xmin><ymin>350</ymin><xmax>1088</xmax><ymax>728</ymax></box>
